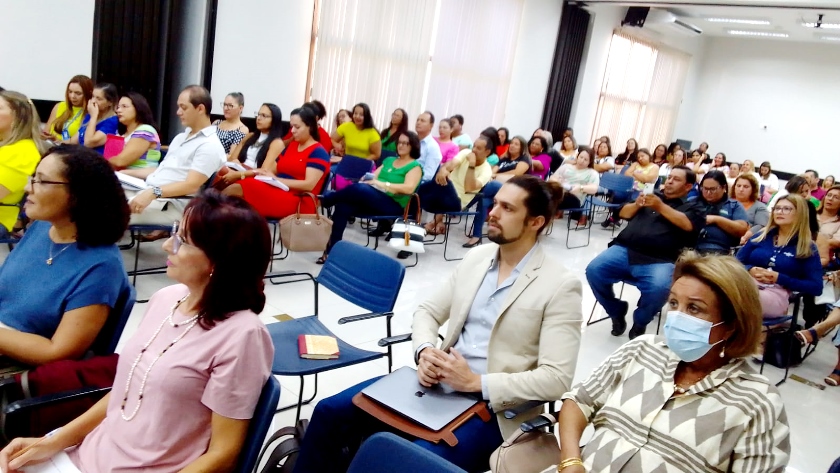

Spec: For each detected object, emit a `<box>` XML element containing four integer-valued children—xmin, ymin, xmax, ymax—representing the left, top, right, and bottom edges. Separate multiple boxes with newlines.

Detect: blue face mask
<box><xmin>663</xmin><ymin>311</ymin><xmax>724</xmax><ymax>362</ymax></box>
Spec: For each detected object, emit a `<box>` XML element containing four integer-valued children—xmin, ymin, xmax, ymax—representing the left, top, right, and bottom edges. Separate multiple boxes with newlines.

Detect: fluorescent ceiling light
<box><xmin>706</xmin><ymin>18</ymin><xmax>770</xmax><ymax>25</ymax></box>
<box><xmin>803</xmin><ymin>22</ymin><xmax>840</xmax><ymax>29</ymax></box>
<box><xmin>727</xmin><ymin>29</ymin><xmax>789</xmax><ymax>38</ymax></box>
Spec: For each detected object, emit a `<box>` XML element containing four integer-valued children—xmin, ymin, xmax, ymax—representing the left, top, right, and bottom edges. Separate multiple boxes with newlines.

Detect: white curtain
<box><xmin>591</xmin><ymin>31</ymin><xmax>690</xmax><ymax>152</ymax></box>
<box><xmin>311</xmin><ymin>0</ymin><xmax>438</xmax><ymax>134</ymax></box>
<box><xmin>425</xmin><ymin>0</ymin><xmax>523</xmax><ymax>139</ymax></box>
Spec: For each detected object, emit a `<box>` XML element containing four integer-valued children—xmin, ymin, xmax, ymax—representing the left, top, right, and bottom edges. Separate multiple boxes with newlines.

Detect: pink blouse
<box><xmin>69</xmin><ymin>284</ymin><xmax>274</xmax><ymax>472</ymax></box>
<box><xmin>436</xmin><ymin>138</ymin><xmax>460</xmax><ymax>163</ymax></box>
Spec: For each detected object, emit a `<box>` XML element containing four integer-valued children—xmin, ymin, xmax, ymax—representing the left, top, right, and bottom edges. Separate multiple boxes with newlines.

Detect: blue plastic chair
<box><xmin>265</xmin><ymin>241</ymin><xmax>406</xmax><ymax>422</ymax></box>
<box><xmin>0</xmin><ymin>199</ymin><xmax>26</xmax><ymax>251</ymax></box>
<box><xmin>589</xmin><ymin>172</ymin><xmax>634</xmax><ymax>228</ymax></box>
<box><xmin>235</xmin><ymin>377</ymin><xmax>281</xmax><ymax>473</ymax></box>
<box><xmin>347</xmin><ymin>432</ymin><xmax>467</xmax><ymax>473</ymax></box>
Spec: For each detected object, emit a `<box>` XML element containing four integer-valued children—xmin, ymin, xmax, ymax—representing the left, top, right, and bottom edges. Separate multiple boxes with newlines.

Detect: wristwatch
<box><xmin>153</xmin><ymin>186</ymin><xmax>163</xmax><ymax>198</ymax></box>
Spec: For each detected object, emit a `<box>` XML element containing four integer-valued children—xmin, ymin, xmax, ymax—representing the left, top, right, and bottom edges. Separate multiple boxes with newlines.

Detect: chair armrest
<box><xmin>265</xmin><ymin>271</ymin><xmax>316</xmax><ymax>286</ymax></box>
<box><xmin>378</xmin><ymin>334</ymin><xmax>412</xmax><ymax>347</ymax></box>
<box><xmin>338</xmin><ymin>312</ymin><xmax>393</xmax><ymax>324</ymax></box>
<box><xmin>5</xmin><ymin>387</ymin><xmax>112</xmax><ymax>416</ymax></box>
<box><xmin>520</xmin><ymin>413</ymin><xmax>555</xmax><ymax>433</ymax></box>
<box><xmin>503</xmin><ymin>400</ymin><xmax>548</xmax><ymax>419</ymax></box>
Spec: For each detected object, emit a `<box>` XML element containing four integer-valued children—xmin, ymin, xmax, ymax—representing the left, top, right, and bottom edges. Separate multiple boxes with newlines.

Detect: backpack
<box><xmin>256</xmin><ymin>419</ymin><xmax>309</xmax><ymax>473</ymax></box>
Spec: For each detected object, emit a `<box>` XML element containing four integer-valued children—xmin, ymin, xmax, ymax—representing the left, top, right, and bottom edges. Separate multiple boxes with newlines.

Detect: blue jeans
<box><xmin>293</xmin><ymin>377</ymin><xmax>503</xmax><ymax>473</ymax></box>
<box><xmin>585</xmin><ymin>245</ymin><xmax>674</xmax><ymax>326</ymax></box>
<box><xmin>321</xmin><ymin>183</ymin><xmax>405</xmax><ymax>252</ymax></box>
<box><xmin>481</xmin><ymin>180</ymin><xmax>503</xmax><ymax>215</ymax></box>
<box><xmin>417</xmin><ymin>180</ymin><xmax>485</xmax><ymax>238</ymax></box>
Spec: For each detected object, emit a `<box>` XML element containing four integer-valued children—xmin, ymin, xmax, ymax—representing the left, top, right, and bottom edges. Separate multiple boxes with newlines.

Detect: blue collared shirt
<box><xmin>418</xmin><ymin>134</ymin><xmax>443</xmax><ymax>183</ymax></box>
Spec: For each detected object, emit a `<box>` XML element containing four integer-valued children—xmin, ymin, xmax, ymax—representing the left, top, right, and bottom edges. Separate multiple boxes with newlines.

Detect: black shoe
<box><xmin>348</xmin><ymin>216</ymin><xmax>356</xmax><ymax>224</ymax></box>
<box><xmin>628</xmin><ymin>324</ymin><xmax>647</xmax><ymax>340</ymax></box>
<box><xmin>462</xmin><ymin>239</ymin><xmax>481</xmax><ymax>248</ymax></box>
<box><xmin>610</xmin><ymin>301</ymin><xmax>629</xmax><ymax>336</ymax></box>
<box><xmin>396</xmin><ymin>251</ymin><xmax>411</xmax><ymax>259</ymax></box>
<box><xmin>600</xmin><ymin>217</ymin><xmax>613</xmax><ymax>229</ymax></box>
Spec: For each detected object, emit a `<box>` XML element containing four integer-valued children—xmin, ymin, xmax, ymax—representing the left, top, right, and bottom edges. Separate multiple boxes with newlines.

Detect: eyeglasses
<box><xmin>257</xmin><ymin>113</ymin><xmax>271</xmax><ymax>119</ymax></box>
<box><xmin>773</xmin><ymin>206</ymin><xmax>795</xmax><ymax>214</ymax></box>
<box><xmin>28</xmin><ymin>176</ymin><xmax>70</xmax><ymax>188</ymax></box>
<box><xmin>220</xmin><ymin>102</ymin><xmax>237</xmax><ymax>109</ymax></box>
<box><xmin>397</xmin><ymin>140</ymin><xmax>411</xmax><ymax>146</ymax></box>
<box><xmin>701</xmin><ymin>186</ymin><xmax>721</xmax><ymax>193</ymax></box>
<box><xmin>171</xmin><ymin>221</ymin><xmax>190</xmax><ymax>254</ymax></box>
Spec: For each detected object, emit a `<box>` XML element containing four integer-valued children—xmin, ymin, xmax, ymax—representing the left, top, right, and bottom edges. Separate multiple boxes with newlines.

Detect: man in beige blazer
<box><xmin>294</xmin><ymin>176</ymin><xmax>583</xmax><ymax>473</ymax></box>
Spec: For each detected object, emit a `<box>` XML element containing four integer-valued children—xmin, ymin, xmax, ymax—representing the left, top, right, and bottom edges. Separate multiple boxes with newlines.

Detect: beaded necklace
<box><xmin>120</xmin><ymin>294</ymin><xmax>200</xmax><ymax>421</ymax></box>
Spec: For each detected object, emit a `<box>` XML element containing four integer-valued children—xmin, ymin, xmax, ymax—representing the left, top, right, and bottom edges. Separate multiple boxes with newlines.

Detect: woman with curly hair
<box><xmin>0</xmin><ymin>144</ymin><xmax>130</xmax><ymax>365</ymax></box>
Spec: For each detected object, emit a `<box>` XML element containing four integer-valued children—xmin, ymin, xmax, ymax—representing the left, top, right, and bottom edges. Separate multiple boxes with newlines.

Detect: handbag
<box><xmin>388</xmin><ymin>194</ymin><xmax>425</xmax><ymax>254</ymax></box>
<box><xmin>489</xmin><ymin>413</ymin><xmax>560</xmax><ymax>473</ymax></box>
<box><xmin>279</xmin><ymin>193</ymin><xmax>333</xmax><ymax>252</ymax></box>
<box><xmin>764</xmin><ymin>324</ymin><xmax>803</xmax><ymax>368</ymax></box>
<box><xmin>103</xmin><ymin>134</ymin><xmax>125</xmax><ymax>160</ymax></box>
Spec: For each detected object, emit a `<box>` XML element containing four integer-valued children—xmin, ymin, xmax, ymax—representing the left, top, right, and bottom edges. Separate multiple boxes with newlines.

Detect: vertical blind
<box><xmin>591</xmin><ymin>31</ymin><xmax>690</xmax><ymax>151</ymax></box>
<box><xmin>310</xmin><ymin>0</ymin><xmax>523</xmax><ymax>137</ymax></box>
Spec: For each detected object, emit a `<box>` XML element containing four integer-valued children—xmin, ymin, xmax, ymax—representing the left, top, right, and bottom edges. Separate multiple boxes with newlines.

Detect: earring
<box><xmin>719</xmin><ymin>346</ymin><xmax>726</xmax><ymax>358</ymax></box>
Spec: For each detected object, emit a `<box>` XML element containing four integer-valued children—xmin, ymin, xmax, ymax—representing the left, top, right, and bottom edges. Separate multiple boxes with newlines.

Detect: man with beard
<box><xmin>293</xmin><ymin>176</ymin><xmax>583</xmax><ymax>473</ymax></box>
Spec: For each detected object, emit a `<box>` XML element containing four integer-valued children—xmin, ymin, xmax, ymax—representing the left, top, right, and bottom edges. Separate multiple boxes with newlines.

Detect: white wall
<box><xmin>502</xmin><ymin>0</ymin><xmax>563</xmax><ymax>137</ymax></box>
<box><xmin>686</xmin><ymin>36</ymin><xmax>840</xmax><ymax>175</ymax></box>
<box><xmin>209</xmin><ymin>0</ymin><xmax>315</xmax><ymax>119</ymax></box>
<box><xmin>0</xmin><ymin>0</ymin><xmax>95</xmax><ymax>100</ymax></box>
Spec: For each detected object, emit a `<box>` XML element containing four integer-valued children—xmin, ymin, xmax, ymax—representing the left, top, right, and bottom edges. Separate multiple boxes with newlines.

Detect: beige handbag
<box><xmin>489</xmin><ymin>413</ymin><xmax>560</xmax><ymax>473</ymax></box>
<box><xmin>279</xmin><ymin>193</ymin><xmax>333</xmax><ymax>252</ymax></box>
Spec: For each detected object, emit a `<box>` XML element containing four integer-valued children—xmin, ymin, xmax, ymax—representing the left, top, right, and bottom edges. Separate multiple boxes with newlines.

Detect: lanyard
<box><xmin>61</xmin><ymin>107</ymin><xmax>84</xmax><ymax>140</ymax></box>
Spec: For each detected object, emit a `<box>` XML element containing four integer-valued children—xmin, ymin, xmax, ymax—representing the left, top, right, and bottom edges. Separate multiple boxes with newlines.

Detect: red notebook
<box><xmin>298</xmin><ymin>334</ymin><xmax>340</xmax><ymax>360</ymax></box>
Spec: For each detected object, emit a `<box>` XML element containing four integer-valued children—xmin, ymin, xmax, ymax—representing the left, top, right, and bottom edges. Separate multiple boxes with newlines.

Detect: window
<box><xmin>591</xmin><ymin>31</ymin><xmax>691</xmax><ymax>151</ymax></box>
<box><xmin>309</xmin><ymin>0</ymin><xmax>523</xmax><ymax>136</ymax></box>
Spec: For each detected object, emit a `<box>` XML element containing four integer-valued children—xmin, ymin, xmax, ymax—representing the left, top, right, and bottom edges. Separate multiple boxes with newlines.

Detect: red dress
<box><xmin>239</xmin><ymin>142</ymin><xmax>331</xmax><ymax>218</ymax></box>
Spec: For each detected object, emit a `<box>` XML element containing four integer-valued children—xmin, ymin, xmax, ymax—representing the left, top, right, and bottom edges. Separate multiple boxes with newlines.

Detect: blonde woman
<box><xmin>0</xmin><ymin>90</ymin><xmax>46</xmax><ymax>236</ymax></box>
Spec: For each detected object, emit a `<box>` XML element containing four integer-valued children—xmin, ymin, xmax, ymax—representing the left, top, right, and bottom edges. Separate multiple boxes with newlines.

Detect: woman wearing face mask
<box><xmin>551</xmin><ymin>253</ymin><xmax>790</xmax><ymax>473</ymax></box>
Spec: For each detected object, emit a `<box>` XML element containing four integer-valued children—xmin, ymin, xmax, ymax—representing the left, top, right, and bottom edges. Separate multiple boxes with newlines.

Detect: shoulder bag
<box><xmin>388</xmin><ymin>194</ymin><xmax>425</xmax><ymax>253</ymax></box>
<box><xmin>279</xmin><ymin>193</ymin><xmax>333</xmax><ymax>252</ymax></box>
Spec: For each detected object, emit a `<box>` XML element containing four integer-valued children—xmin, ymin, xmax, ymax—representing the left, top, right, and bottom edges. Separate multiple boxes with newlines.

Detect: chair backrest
<box><xmin>599</xmin><ymin>172</ymin><xmax>635</xmax><ymax>193</ymax></box>
<box><xmin>235</xmin><ymin>376</ymin><xmax>281</xmax><ymax>473</ymax></box>
<box><xmin>88</xmin><ymin>283</ymin><xmax>136</xmax><ymax>356</ymax></box>
<box><xmin>335</xmin><ymin>155</ymin><xmax>375</xmax><ymax>180</ymax></box>
<box><xmin>317</xmin><ymin>241</ymin><xmax>406</xmax><ymax>314</ymax></box>
<box><xmin>348</xmin><ymin>432</ymin><xmax>467</xmax><ymax>473</ymax></box>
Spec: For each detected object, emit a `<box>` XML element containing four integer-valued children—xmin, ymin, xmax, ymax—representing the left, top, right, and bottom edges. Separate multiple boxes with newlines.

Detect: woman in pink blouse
<box><xmin>1</xmin><ymin>191</ymin><xmax>275</xmax><ymax>473</ymax></box>
<box><xmin>435</xmin><ymin>118</ymin><xmax>460</xmax><ymax>164</ymax></box>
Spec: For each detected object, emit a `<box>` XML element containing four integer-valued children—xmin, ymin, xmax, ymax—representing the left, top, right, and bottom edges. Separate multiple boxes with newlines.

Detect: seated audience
<box><xmin>757</xmin><ymin>161</ymin><xmax>779</xmax><ymax>200</ymax></box>
<box><xmin>294</xmin><ymin>176</ymin><xmax>582</xmax><ymax>473</ymax></box>
<box><xmin>592</xmin><ymin>140</ymin><xmax>614</xmax><ymax>173</ymax></box>
<box><xmin>695</xmin><ymin>171</ymin><xmax>749</xmax><ymax>254</ymax></box>
<box><xmin>318</xmin><ymin>130</ymin><xmax>423</xmax><ymax>264</ymax></box>
<box><xmin>528</xmin><ymin>135</ymin><xmax>551</xmax><ymax>179</ymax></box>
<box><xmin>533</xmin><ymin>129</ymin><xmax>563</xmax><ymax>173</ymax></box>
<box><xmin>767</xmin><ymin>175</ymin><xmax>821</xmax><ymax>230</ymax></box>
<box><xmin>107</xmin><ymin>92</ymin><xmax>162</xmax><ymax>173</ymax></box>
<box><xmin>335</xmin><ymin>108</ymin><xmax>351</xmax><ymax>129</ymax></box>
<box><xmin>379</xmin><ymin>108</ymin><xmax>408</xmax><ymax>162</ymax></box>
<box><xmin>481</xmin><ymin>126</ymin><xmax>502</xmax><ymax>167</ymax></box>
<box><xmin>586</xmin><ymin>166</ymin><xmax>706</xmax><ymax>339</ymax></box>
<box><xmin>795</xmin><ymin>300</ymin><xmax>840</xmax><ymax>386</ymax></box>
<box><xmin>823</xmin><ymin>175</ymin><xmax>835</xmax><ymax>191</ymax></box>
<box><xmin>212</xmin><ymin>92</ymin><xmax>249</xmax><ymax>156</ymax></box>
<box><xmin>558</xmin><ymin>253</ymin><xmax>789</xmax><ymax>472</ymax></box>
<box><xmin>726</xmin><ymin>162</ymin><xmax>740</xmax><ymax>188</ymax></box>
<box><xmin>740</xmin><ymin>159</ymin><xmax>759</xmax><ymax>179</ymax></box>
<box><xmin>623</xmin><ymin>147</ymin><xmax>659</xmax><ymax>192</ymax></box>
<box><xmin>659</xmin><ymin>148</ymin><xmax>686</xmax><ymax>179</ymax></box>
<box><xmin>697</xmin><ymin>140</ymin><xmax>710</xmax><ymax>160</ymax></box>
<box><xmin>688</xmin><ymin>149</ymin><xmax>709</xmax><ymax>180</ymax></box>
<box><xmin>816</xmin><ymin>186</ymin><xmax>840</xmax><ymax>266</ymax></box>
<box><xmin>806</xmin><ymin>169</ymin><xmax>826</xmax><ymax>202</ymax></box>
<box><xmin>0</xmin><ymin>191</ymin><xmax>274</xmax><ymax>472</ymax></box>
<box><xmin>665</xmin><ymin>141</ymin><xmax>681</xmax><ymax>163</ymax></box>
<box><xmin>224</xmin><ymin>106</ymin><xmax>328</xmax><ymax>219</ymax></box>
<box><xmin>415</xmin><ymin>111</ymin><xmax>443</xmax><ymax>183</ymax></box>
<box><xmin>418</xmin><ymin>135</ymin><xmax>493</xmax><ymax>247</ymax></box>
<box><xmin>436</xmin><ymin>118</ymin><xmax>460</xmax><ymax>164</ymax></box>
<box><xmin>708</xmin><ymin>152</ymin><xmax>729</xmax><ymax>174</ymax></box>
<box><xmin>42</xmin><ymin>75</ymin><xmax>93</xmax><ymax>142</ymax></box>
<box><xmin>736</xmin><ymin>194</ymin><xmax>822</xmax><ymax>317</ymax></box>
<box><xmin>482</xmin><ymin>135</ymin><xmax>532</xmax><ymax>215</ymax></box>
<box><xmin>651</xmin><ymin>143</ymin><xmax>667</xmax><ymax>166</ymax></box>
<box><xmin>331</xmin><ymin>102</ymin><xmax>381</xmax><ymax>161</ymax></box>
<box><xmin>495</xmin><ymin>127</ymin><xmax>510</xmax><ymax>158</ymax></box>
<box><xmin>550</xmin><ymin>146</ymin><xmax>599</xmax><ymax>223</ymax></box>
<box><xmin>450</xmin><ymin>114</ymin><xmax>472</xmax><ymax>150</ymax></box>
<box><xmin>614</xmin><ymin>138</ymin><xmax>638</xmax><ymax>170</ymax></box>
<box><xmin>71</xmin><ymin>82</ymin><xmax>119</xmax><ymax>154</ymax></box>
<box><xmin>217</xmin><ymin>103</ymin><xmax>285</xmax><ymax>187</ymax></box>
<box><xmin>0</xmin><ymin>90</ymin><xmax>46</xmax><ymax>237</ymax></box>
<box><xmin>285</xmin><ymin>101</ymin><xmax>333</xmax><ymax>155</ymax></box>
<box><xmin>124</xmin><ymin>85</ymin><xmax>225</xmax><ymax>226</ymax></box>
<box><xmin>0</xmin><ymin>145</ymin><xmax>129</xmax><ymax>365</ymax></box>
<box><xmin>731</xmin><ymin>173</ymin><xmax>769</xmax><ymax>235</ymax></box>
<box><xmin>557</xmin><ymin>135</ymin><xmax>578</xmax><ymax>164</ymax></box>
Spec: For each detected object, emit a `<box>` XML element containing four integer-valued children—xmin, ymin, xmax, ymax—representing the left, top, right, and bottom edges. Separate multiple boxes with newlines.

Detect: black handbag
<box><xmin>764</xmin><ymin>325</ymin><xmax>803</xmax><ymax>368</ymax></box>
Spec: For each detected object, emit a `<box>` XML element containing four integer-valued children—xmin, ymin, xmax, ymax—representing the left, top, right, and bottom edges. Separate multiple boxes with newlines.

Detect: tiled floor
<box><xmin>4</xmin><ymin>217</ymin><xmax>839</xmax><ymax>472</ymax></box>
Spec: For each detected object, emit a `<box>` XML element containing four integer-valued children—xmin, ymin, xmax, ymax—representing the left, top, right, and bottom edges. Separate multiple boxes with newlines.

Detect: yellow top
<box><xmin>336</xmin><ymin>121</ymin><xmax>380</xmax><ymax>159</ymax></box>
<box><xmin>450</xmin><ymin>149</ymin><xmax>492</xmax><ymax>209</ymax></box>
<box><xmin>0</xmin><ymin>139</ymin><xmax>41</xmax><ymax>231</ymax></box>
<box><xmin>50</xmin><ymin>102</ymin><xmax>85</xmax><ymax>140</ymax></box>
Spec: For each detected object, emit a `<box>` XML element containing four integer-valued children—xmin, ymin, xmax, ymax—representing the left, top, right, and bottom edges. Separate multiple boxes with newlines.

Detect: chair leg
<box><xmin>587</xmin><ymin>282</ymin><xmax>625</xmax><ymax>326</ymax></box>
<box><xmin>275</xmin><ymin>374</ymin><xmax>320</xmax><ymax>422</ymax></box>
<box><xmin>443</xmin><ymin>215</ymin><xmax>464</xmax><ymax>262</ymax></box>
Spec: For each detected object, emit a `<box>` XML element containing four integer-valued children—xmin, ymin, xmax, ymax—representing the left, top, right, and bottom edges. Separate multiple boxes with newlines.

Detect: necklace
<box><xmin>46</xmin><ymin>242</ymin><xmax>74</xmax><ymax>265</ymax></box>
<box><xmin>674</xmin><ymin>372</ymin><xmax>707</xmax><ymax>394</ymax></box>
<box><xmin>120</xmin><ymin>294</ymin><xmax>200</xmax><ymax>421</ymax></box>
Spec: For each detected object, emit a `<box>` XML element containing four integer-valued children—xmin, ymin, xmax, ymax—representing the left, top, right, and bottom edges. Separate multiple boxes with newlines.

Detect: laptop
<box><xmin>361</xmin><ymin>366</ymin><xmax>481</xmax><ymax>431</ymax></box>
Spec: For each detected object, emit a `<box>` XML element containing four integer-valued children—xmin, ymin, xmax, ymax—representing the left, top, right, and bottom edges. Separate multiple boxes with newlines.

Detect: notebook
<box><xmin>361</xmin><ymin>366</ymin><xmax>480</xmax><ymax>431</ymax></box>
<box><xmin>298</xmin><ymin>334</ymin><xmax>340</xmax><ymax>360</ymax></box>
<box><xmin>255</xmin><ymin>175</ymin><xmax>290</xmax><ymax>191</ymax></box>
<box><xmin>22</xmin><ymin>451</ymin><xmax>81</xmax><ymax>473</ymax></box>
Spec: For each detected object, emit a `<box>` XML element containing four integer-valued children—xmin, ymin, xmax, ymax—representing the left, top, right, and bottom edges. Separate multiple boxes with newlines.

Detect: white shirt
<box><xmin>244</xmin><ymin>133</ymin><xmax>268</xmax><ymax>168</ymax></box>
<box><xmin>758</xmin><ymin>173</ymin><xmax>780</xmax><ymax>193</ymax></box>
<box><xmin>146</xmin><ymin>125</ymin><xmax>225</xmax><ymax>188</ymax></box>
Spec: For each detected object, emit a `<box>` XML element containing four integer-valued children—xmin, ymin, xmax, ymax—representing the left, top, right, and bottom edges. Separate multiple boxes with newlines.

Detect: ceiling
<box><xmin>583</xmin><ymin>2</ymin><xmax>840</xmax><ymax>43</ymax></box>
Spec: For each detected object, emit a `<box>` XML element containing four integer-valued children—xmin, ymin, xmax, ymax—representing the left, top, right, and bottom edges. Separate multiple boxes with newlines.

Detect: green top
<box><xmin>378</xmin><ymin>157</ymin><xmax>422</xmax><ymax>207</ymax></box>
<box><xmin>381</xmin><ymin>130</ymin><xmax>398</xmax><ymax>153</ymax></box>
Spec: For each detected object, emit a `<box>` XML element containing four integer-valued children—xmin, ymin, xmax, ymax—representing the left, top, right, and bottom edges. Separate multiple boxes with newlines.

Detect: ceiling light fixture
<box><xmin>804</xmin><ymin>22</ymin><xmax>840</xmax><ymax>29</ymax></box>
<box><xmin>727</xmin><ymin>30</ymin><xmax>789</xmax><ymax>38</ymax></box>
<box><xmin>820</xmin><ymin>35</ymin><xmax>840</xmax><ymax>41</ymax></box>
<box><xmin>706</xmin><ymin>18</ymin><xmax>770</xmax><ymax>25</ymax></box>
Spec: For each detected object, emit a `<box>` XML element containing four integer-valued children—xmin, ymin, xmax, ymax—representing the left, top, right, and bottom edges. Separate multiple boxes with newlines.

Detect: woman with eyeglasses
<box><xmin>0</xmin><ymin>145</ymin><xmax>129</xmax><ymax>366</ymax></box>
<box><xmin>0</xmin><ymin>90</ymin><xmax>47</xmax><ymax>238</ymax></box>
<box><xmin>107</xmin><ymin>92</ymin><xmax>162</xmax><ymax>175</ymax></box>
<box><xmin>694</xmin><ymin>171</ymin><xmax>749</xmax><ymax>255</ymax></box>
<box><xmin>736</xmin><ymin>194</ymin><xmax>822</xmax><ymax>318</ymax></box>
<box><xmin>216</xmin><ymin>103</ymin><xmax>285</xmax><ymax>188</ymax></box>
<box><xmin>212</xmin><ymin>92</ymin><xmax>249</xmax><ymax>156</ymax></box>
<box><xmin>0</xmin><ymin>191</ymin><xmax>274</xmax><ymax>473</ymax></box>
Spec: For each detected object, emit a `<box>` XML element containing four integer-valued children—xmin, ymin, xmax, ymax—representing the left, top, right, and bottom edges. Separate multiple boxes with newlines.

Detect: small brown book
<box><xmin>297</xmin><ymin>334</ymin><xmax>340</xmax><ymax>360</ymax></box>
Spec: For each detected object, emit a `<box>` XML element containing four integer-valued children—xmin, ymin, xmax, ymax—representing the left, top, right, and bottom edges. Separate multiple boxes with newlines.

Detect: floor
<box><xmin>3</xmin><ymin>216</ymin><xmax>838</xmax><ymax>472</ymax></box>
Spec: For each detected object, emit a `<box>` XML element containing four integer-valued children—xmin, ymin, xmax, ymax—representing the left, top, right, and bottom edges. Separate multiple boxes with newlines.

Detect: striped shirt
<box><xmin>560</xmin><ymin>335</ymin><xmax>790</xmax><ymax>473</ymax></box>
